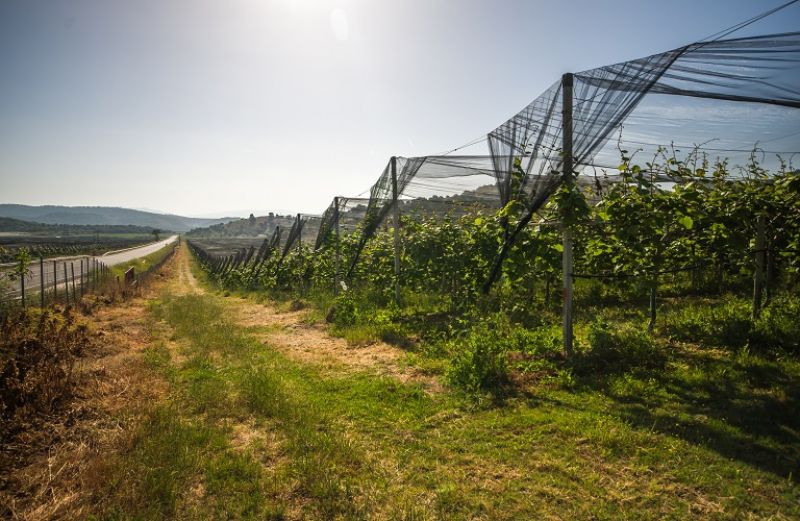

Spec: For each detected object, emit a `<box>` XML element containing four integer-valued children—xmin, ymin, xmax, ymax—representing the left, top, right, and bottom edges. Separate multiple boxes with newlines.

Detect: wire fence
<box><xmin>0</xmin><ymin>239</ymin><xmax>180</xmax><ymax>314</ymax></box>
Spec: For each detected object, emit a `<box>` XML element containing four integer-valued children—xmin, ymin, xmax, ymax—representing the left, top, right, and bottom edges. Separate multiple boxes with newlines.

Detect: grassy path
<box><xmin>12</xmin><ymin>244</ymin><xmax>792</xmax><ymax>518</ymax></box>
<box><xmin>86</xmin><ymin>245</ymin><xmax>797</xmax><ymax>520</ymax></box>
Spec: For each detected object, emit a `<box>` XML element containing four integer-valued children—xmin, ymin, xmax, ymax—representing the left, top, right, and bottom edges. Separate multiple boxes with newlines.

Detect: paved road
<box><xmin>1</xmin><ymin>235</ymin><xmax>178</xmax><ymax>301</ymax></box>
<box><xmin>100</xmin><ymin>235</ymin><xmax>178</xmax><ymax>266</ymax></box>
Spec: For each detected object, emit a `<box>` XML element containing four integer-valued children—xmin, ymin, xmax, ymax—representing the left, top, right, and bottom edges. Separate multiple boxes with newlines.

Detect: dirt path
<box><xmin>169</xmin><ymin>245</ymin><xmax>440</xmax><ymax>391</ymax></box>
<box><xmin>3</xmin><ymin>244</ymin><xmax>440</xmax><ymax>519</ymax></box>
<box><xmin>173</xmin><ymin>246</ymin><xmax>203</xmax><ymax>295</ymax></box>
<box><xmin>234</xmin><ymin>302</ymin><xmax>442</xmax><ymax>392</ymax></box>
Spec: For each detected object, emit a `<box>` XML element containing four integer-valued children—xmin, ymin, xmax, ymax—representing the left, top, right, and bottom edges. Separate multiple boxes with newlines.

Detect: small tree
<box><xmin>6</xmin><ymin>248</ymin><xmax>32</xmax><ymax>306</ymax></box>
<box><xmin>0</xmin><ymin>246</ymin><xmax>11</xmax><ymax>295</ymax></box>
<box><xmin>12</xmin><ymin>248</ymin><xmax>31</xmax><ymax>280</ymax></box>
<box><xmin>151</xmin><ymin>229</ymin><xmax>161</xmax><ymax>241</ymax></box>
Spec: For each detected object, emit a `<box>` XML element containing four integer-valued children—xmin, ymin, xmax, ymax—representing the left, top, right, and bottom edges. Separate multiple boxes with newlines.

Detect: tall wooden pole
<box><xmin>334</xmin><ymin>197</ymin><xmax>340</xmax><ymax>295</ymax></box>
<box><xmin>40</xmin><ymin>257</ymin><xmax>45</xmax><ymax>308</ymax></box>
<box><xmin>296</xmin><ymin>213</ymin><xmax>302</xmax><ymax>250</ymax></box>
<box><xmin>391</xmin><ymin>156</ymin><xmax>401</xmax><ymax>305</ymax></box>
<box><xmin>561</xmin><ymin>73</ymin><xmax>575</xmax><ymax>356</ymax></box>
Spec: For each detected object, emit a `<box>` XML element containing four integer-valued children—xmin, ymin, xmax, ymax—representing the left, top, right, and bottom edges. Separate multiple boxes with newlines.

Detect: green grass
<box><xmin>101</xmin><ymin>254</ymin><xmax>800</xmax><ymax>519</ymax></box>
<box><xmin>108</xmin><ymin>296</ymin><xmax>800</xmax><ymax>519</ymax></box>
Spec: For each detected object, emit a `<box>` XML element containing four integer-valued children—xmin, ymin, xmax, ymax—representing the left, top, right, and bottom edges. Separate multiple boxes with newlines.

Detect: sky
<box><xmin>1</xmin><ymin>0</ymin><xmax>798</xmax><ymax>217</ymax></box>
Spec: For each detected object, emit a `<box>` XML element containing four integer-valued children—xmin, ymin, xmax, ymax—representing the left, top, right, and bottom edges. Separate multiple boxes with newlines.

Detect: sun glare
<box><xmin>329</xmin><ymin>8</ymin><xmax>349</xmax><ymax>41</ymax></box>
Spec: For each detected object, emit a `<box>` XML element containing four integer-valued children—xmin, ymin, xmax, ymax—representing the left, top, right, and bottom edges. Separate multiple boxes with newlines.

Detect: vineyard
<box><xmin>3</xmin><ymin>4</ymin><xmax>800</xmax><ymax>519</ymax></box>
<box><xmin>188</xmin><ymin>29</ymin><xmax>800</xmax><ymax>388</ymax></box>
<box><xmin>190</xmin><ymin>154</ymin><xmax>800</xmax><ymax>387</ymax></box>
<box><xmin>0</xmin><ymin>235</ymin><xmax>152</xmax><ymax>263</ymax></box>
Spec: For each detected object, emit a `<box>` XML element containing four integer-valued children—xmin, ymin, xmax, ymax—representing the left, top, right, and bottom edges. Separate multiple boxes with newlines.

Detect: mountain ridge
<box><xmin>0</xmin><ymin>204</ymin><xmax>238</xmax><ymax>232</ymax></box>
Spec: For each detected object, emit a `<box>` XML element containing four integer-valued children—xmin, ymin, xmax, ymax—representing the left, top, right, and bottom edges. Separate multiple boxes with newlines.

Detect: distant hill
<box><xmin>0</xmin><ymin>217</ymin><xmax>154</xmax><ymax>235</ymax></box>
<box><xmin>187</xmin><ymin>186</ymin><xmax>501</xmax><ymax>244</ymax></box>
<box><xmin>0</xmin><ymin>204</ymin><xmax>237</xmax><ymax>232</ymax></box>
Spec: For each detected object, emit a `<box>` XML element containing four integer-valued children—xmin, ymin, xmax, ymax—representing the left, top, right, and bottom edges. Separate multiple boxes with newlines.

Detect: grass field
<box><xmin>1</xmin><ymin>244</ymin><xmax>797</xmax><ymax>519</ymax></box>
<box><xmin>89</xmin><ymin>249</ymin><xmax>799</xmax><ymax>520</ymax></box>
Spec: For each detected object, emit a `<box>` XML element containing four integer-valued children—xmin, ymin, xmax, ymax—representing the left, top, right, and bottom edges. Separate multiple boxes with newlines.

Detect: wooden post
<box><xmin>391</xmin><ymin>156</ymin><xmax>401</xmax><ymax>305</ymax></box>
<box><xmin>561</xmin><ymin>72</ymin><xmax>575</xmax><ymax>356</ymax></box>
<box><xmin>71</xmin><ymin>262</ymin><xmax>77</xmax><ymax>302</ymax></box>
<box><xmin>296</xmin><ymin>213</ymin><xmax>302</xmax><ymax>250</ymax></box>
<box><xmin>40</xmin><ymin>257</ymin><xmax>45</xmax><ymax>308</ymax></box>
<box><xmin>53</xmin><ymin>260</ymin><xmax>58</xmax><ymax>302</ymax></box>
<box><xmin>334</xmin><ymin>197</ymin><xmax>340</xmax><ymax>295</ymax></box>
<box><xmin>752</xmin><ymin>214</ymin><xmax>766</xmax><ymax>318</ymax></box>
<box><xmin>64</xmin><ymin>263</ymin><xmax>70</xmax><ymax>304</ymax></box>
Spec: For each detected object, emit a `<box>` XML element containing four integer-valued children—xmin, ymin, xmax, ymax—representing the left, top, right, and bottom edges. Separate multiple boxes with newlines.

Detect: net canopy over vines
<box><xmin>308</xmin><ymin>29</ymin><xmax>800</xmax><ymax>281</ymax></box>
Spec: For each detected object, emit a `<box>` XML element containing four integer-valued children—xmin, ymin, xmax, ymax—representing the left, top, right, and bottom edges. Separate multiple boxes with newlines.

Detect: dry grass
<box><xmin>0</xmin><ymin>247</ymin><xmax>180</xmax><ymax>520</ymax></box>
<box><xmin>228</xmin><ymin>296</ymin><xmax>444</xmax><ymax>393</ymax></box>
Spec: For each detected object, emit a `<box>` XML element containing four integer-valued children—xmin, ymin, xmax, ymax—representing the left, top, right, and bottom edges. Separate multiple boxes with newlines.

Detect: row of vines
<box><xmin>0</xmin><ymin>238</ymin><xmax>151</xmax><ymax>264</ymax></box>
<box><xmin>191</xmin><ymin>155</ymin><xmax>800</xmax><ymax>379</ymax></box>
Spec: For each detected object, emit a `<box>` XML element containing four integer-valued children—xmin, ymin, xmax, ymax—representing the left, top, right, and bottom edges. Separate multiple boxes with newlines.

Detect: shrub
<box><xmin>751</xmin><ymin>295</ymin><xmax>800</xmax><ymax>353</ymax></box>
<box><xmin>0</xmin><ymin>309</ymin><xmax>88</xmax><ymax>436</ymax></box>
<box><xmin>511</xmin><ymin>325</ymin><xmax>562</xmax><ymax>357</ymax></box>
<box><xmin>326</xmin><ymin>293</ymin><xmax>358</xmax><ymax>326</ymax></box>
<box><xmin>582</xmin><ymin>318</ymin><xmax>663</xmax><ymax>372</ymax></box>
<box><xmin>664</xmin><ymin>298</ymin><xmax>751</xmax><ymax>349</ymax></box>
<box><xmin>446</xmin><ymin>323</ymin><xmax>509</xmax><ymax>398</ymax></box>
<box><xmin>664</xmin><ymin>294</ymin><xmax>800</xmax><ymax>353</ymax></box>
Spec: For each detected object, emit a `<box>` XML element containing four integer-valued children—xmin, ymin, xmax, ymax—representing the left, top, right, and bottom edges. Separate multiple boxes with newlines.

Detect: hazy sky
<box><xmin>1</xmin><ymin>0</ymin><xmax>798</xmax><ymax>217</ymax></box>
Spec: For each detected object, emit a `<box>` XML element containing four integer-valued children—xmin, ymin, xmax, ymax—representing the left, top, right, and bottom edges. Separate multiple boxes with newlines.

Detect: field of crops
<box><xmin>3</xmin><ymin>2</ymin><xmax>800</xmax><ymax>517</ymax></box>
<box><xmin>0</xmin><ymin>233</ymin><xmax>152</xmax><ymax>263</ymax></box>
<box><xmin>188</xmin><ymin>238</ymin><xmax>268</xmax><ymax>258</ymax></box>
<box><xmin>179</xmin><ymin>156</ymin><xmax>800</xmax><ymax>518</ymax></box>
<box><xmin>192</xmin><ymin>157</ymin><xmax>800</xmax><ymax>359</ymax></box>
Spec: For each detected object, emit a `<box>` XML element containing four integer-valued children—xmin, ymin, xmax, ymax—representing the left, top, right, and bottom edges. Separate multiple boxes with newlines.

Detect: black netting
<box><xmin>280</xmin><ymin>214</ymin><xmax>307</xmax><ymax>261</ymax></box>
<box><xmin>314</xmin><ymin>200</ymin><xmax>337</xmax><ymax>251</ymax></box>
<box><xmin>296</xmin><ymin>28</ymin><xmax>800</xmax><ymax>285</ymax></box>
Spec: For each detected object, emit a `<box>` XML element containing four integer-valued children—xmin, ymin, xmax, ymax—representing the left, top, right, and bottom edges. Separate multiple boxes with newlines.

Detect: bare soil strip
<box><xmin>231</xmin><ymin>298</ymin><xmax>443</xmax><ymax>392</ymax></box>
<box><xmin>177</xmin><ymin>246</ymin><xmax>441</xmax><ymax>391</ymax></box>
